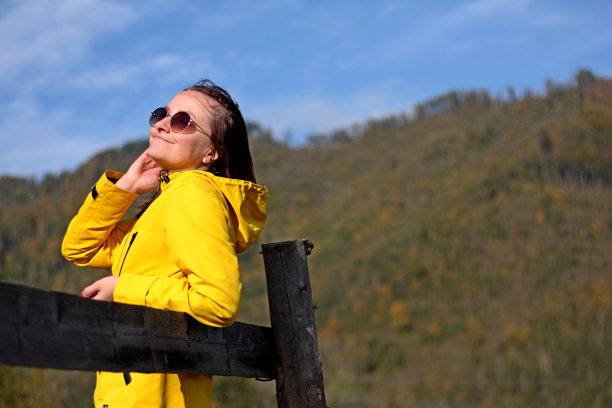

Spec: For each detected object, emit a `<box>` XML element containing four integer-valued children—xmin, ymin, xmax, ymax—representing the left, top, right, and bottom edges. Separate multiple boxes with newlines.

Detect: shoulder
<box><xmin>163</xmin><ymin>171</ymin><xmax>227</xmax><ymax>211</ymax></box>
<box><xmin>167</xmin><ymin>171</ymin><xmax>223</xmax><ymax>196</ymax></box>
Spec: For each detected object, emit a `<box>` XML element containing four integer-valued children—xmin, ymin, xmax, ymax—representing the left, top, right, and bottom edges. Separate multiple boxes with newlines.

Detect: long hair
<box><xmin>187</xmin><ymin>80</ymin><xmax>256</xmax><ymax>183</ymax></box>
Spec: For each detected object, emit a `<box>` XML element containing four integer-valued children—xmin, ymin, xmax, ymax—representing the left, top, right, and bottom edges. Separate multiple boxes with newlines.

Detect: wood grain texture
<box><xmin>0</xmin><ymin>282</ymin><xmax>275</xmax><ymax>378</ymax></box>
<box><xmin>262</xmin><ymin>240</ymin><xmax>327</xmax><ymax>408</ymax></box>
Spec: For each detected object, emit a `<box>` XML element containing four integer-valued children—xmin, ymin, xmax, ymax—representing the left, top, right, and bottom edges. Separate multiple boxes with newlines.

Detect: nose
<box><xmin>153</xmin><ymin>115</ymin><xmax>172</xmax><ymax>133</ymax></box>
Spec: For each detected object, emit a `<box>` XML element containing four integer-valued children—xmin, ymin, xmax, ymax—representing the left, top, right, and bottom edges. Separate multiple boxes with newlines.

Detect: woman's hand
<box><xmin>115</xmin><ymin>149</ymin><xmax>163</xmax><ymax>194</ymax></box>
<box><xmin>81</xmin><ymin>276</ymin><xmax>119</xmax><ymax>302</ymax></box>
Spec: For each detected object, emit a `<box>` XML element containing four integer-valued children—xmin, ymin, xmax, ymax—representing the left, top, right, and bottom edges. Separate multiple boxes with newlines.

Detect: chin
<box><xmin>146</xmin><ymin>151</ymin><xmax>166</xmax><ymax>168</ymax></box>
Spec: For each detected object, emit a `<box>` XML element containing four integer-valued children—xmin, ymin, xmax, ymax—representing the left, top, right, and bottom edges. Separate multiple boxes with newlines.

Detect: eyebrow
<box><xmin>166</xmin><ymin>105</ymin><xmax>196</xmax><ymax>117</ymax></box>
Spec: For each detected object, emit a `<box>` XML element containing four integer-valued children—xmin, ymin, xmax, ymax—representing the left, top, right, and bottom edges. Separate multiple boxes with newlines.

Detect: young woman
<box><xmin>62</xmin><ymin>80</ymin><xmax>268</xmax><ymax>408</ymax></box>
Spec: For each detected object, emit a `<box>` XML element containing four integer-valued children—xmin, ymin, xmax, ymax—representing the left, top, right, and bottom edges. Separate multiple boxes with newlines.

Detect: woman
<box><xmin>61</xmin><ymin>80</ymin><xmax>268</xmax><ymax>408</ymax></box>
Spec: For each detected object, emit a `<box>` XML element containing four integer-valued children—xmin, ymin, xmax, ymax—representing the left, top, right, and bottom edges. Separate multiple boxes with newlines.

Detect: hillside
<box><xmin>1</xmin><ymin>69</ymin><xmax>611</xmax><ymax>407</ymax></box>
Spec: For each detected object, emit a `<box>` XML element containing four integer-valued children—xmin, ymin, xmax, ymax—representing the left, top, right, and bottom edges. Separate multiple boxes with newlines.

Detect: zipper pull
<box><xmin>157</xmin><ymin>169</ymin><xmax>170</xmax><ymax>191</ymax></box>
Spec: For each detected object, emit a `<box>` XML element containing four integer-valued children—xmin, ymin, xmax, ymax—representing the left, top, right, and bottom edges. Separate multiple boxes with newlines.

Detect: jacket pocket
<box><xmin>118</xmin><ymin>232</ymin><xmax>138</xmax><ymax>276</ymax></box>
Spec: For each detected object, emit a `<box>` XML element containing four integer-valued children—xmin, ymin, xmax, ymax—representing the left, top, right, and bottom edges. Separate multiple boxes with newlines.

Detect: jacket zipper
<box><xmin>118</xmin><ymin>232</ymin><xmax>138</xmax><ymax>276</ymax></box>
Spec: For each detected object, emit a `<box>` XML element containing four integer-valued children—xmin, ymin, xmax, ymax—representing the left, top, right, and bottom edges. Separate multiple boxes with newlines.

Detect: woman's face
<box><xmin>147</xmin><ymin>90</ymin><xmax>218</xmax><ymax>171</ymax></box>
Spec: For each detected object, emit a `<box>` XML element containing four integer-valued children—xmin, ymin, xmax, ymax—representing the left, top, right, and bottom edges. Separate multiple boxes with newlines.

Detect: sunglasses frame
<box><xmin>149</xmin><ymin>107</ymin><xmax>210</xmax><ymax>135</ymax></box>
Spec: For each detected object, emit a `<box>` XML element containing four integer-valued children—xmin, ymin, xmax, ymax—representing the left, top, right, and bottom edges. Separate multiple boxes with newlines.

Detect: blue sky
<box><xmin>1</xmin><ymin>0</ymin><xmax>610</xmax><ymax>178</ymax></box>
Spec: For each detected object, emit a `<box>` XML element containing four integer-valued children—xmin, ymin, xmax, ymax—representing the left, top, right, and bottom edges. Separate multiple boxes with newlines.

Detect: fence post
<box><xmin>261</xmin><ymin>239</ymin><xmax>327</xmax><ymax>408</ymax></box>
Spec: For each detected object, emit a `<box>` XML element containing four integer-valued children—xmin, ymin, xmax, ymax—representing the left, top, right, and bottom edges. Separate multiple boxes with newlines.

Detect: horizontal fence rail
<box><xmin>0</xmin><ymin>239</ymin><xmax>327</xmax><ymax>408</ymax></box>
<box><xmin>0</xmin><ymin>282</ymin><xmax>276</xmax><ymax>378</ymax></box>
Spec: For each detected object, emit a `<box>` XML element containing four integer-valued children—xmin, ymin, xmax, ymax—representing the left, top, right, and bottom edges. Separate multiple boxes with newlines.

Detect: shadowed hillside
<box><xmin>1</xmin><ymin>69</ymin><xmax>611</xmax><ymax>407</ymax></box>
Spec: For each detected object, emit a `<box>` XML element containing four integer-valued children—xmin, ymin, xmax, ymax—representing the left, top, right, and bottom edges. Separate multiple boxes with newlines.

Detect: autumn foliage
<box><xmin>1</xmin><ymin>69</ymin><xmax>611</xmax><ymax>407</ymax></box>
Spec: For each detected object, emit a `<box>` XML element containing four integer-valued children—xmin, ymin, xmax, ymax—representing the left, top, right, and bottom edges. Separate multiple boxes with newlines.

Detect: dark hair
<box><xmin>186</xmin><ymin>80</ymin><xmax>256</xmax><ymax>183</ymax></box>
<box><xmin>137</xmin><ymin>80</ymin><xmax>256</xmax><ymax>217</ymax></box>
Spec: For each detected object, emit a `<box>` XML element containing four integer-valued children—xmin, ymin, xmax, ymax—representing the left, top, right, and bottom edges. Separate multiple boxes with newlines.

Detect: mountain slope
<box><xmin>0</xmin><ymin>69</ymin><xmax>611</xmax><ymax>407</ymax></box>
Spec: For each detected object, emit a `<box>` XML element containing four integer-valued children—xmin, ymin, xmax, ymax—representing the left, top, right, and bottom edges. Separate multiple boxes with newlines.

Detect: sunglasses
<box><xmin>149</xmin><ymin>107</ymin><xmax>209</xmax><ymax>135</ymax></box>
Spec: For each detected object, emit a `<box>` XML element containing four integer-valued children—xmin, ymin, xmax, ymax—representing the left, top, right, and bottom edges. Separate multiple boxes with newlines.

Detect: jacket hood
<box><xmin>163</xmin><ymin>170</ymin><xmax>268</xmax><ymax>254</ymax></box>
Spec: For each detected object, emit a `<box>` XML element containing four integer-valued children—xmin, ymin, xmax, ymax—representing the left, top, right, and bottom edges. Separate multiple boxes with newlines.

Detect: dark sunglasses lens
<box><xmin>170</xmin><ymin>112</ymin><xmax>191</xmax><ymax>132</ymax></box>
<box><xmin>149</xmin><ymin>107</ymin><xmax>168</xmax><ymax>126</ymax></box>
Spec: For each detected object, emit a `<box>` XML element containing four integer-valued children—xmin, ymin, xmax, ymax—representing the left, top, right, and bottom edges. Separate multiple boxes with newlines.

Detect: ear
<box><xmin>201</xmin><ymin>148</ymin><xmax>220</xmax><ymax>166</ymax></box>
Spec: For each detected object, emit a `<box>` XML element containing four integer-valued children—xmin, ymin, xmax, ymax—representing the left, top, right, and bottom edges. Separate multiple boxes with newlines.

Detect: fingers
<box><xmin>117</xmin><ymin>149</ymin><xmax>163</xmax><ymax>194</ymax></box>
<box><xmin>80</xmin><ymin>276</ymin><xmax>118</xmax><ymax>302</ymax></box>
<box><xmin>80</xmin><ymin>283</ymin><xmax>98</xmax><ymax>298</ymax></box>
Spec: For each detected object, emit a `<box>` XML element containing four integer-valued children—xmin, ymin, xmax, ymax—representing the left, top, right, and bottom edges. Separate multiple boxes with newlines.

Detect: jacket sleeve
<box><xmin>61</xmin><ymin>171</ymin><xmax>139</xmax><ymax>269</ymax></box>
<box><xmin>113</xmin><ymin>181</ymin><xmax>241</xmax><ymax>327</ymax></box>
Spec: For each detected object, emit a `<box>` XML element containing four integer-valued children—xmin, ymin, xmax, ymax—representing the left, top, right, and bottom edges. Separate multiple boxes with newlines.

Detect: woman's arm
<box><xmin>61</xmin><ymin>171</ymin><xmax>139</xmax><ymax>267</ymax></box>
<box><xmin>114</xmin><ymin>181</ymin><xmax>241</xmax><ymax>327</ymax></box>
<box><xmin>62</xmin><ymin>150</ymin><xmax>162</xmax><ymax>268</ymax></box>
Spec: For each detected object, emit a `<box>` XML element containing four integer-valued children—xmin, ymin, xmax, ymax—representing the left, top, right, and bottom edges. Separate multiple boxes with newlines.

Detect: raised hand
<box><xmin>115</xmin><ymin>149</ymin><xmax>164</xmax><ymax>194</ymax></box>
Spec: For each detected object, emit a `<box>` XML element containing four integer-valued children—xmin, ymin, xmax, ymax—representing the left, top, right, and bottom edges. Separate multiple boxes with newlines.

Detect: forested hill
<box><xmin>1</xmin><ymin>69</ymin><xmax>611</xmax><ymax>407</ymax></box>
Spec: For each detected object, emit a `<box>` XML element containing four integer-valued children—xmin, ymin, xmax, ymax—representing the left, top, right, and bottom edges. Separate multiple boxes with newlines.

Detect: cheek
<box><xmin>189</xmin><ymin>136</ymin><xmax>213</xmax><ymax>155</ymax></box>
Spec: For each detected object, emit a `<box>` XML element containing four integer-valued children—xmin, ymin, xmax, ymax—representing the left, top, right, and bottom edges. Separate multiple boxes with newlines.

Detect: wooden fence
<box><xmin>0</xmin><ymin>239</ymin><xmax>327</xmax><ymax>408</ymax></box>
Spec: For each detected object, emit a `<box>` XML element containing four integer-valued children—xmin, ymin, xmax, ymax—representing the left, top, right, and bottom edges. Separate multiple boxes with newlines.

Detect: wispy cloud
<box><xmin>527</xmin><ymin>10</ymin><xmax>583</xmax><ymax>29</ymax></box>
<box><xmin>446</xmin><ymin>0</ymin><xmax>581</xmax><ymax>31</ymax></box>
<box><xmin>0</xmin><ymin>0</ymin><xmax>136</xmax><ymax>85</ymax></box>
<box><xmin>377</xmin><ymin>0</ymin><xmax>585</xmax><ymax>66</ymax></box>
<box><xmin>459</xmin><ymin>0</ymin><xmax>530</xmax><ymax>18</ymax></box>
<box><xmin>248</xmin><ymin>88</ymin><xmax>413</xmax><ymax>140</ymax></box>
<box><xmin>0</xmin><ymin>0</ymin><xmax>143</xmax><ymax>176</ymax></box>
<box><xmin>0</xmin><ymin>0</ymin><xmax>609</xmax><ymax>177</ymax></box>
<box><xmin>68</xmin><ymin>53</ymin><xmax>221</xmax><ymax>92</ymax></box>
<box><xmin>0</xmin><ymin>93</ymin><xmax>109</xmax><ymax>177</ymax></box>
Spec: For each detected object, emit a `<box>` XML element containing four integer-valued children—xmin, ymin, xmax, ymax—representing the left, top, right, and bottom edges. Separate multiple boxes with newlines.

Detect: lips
<box><xmin>151</xmin><ymin>134</ymin><xmax>172</xmax><ymax>143</ymax></box>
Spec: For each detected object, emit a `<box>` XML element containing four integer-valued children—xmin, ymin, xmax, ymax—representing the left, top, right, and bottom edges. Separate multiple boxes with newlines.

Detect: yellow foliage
<box><xmin>352</xmin><ymin>231</ymin><xmax>363</xmax><ymax>244</ymax></box>
<box><xmin>409</xmin><ymin>278</ymin><xmax>421</xmax><ymax>293</ymax></box>
<box><xmin>465</xmin><ymin>315</ymin><xmax>485</xmax><ymax>347</ymax></box>
<box><xmin>427</xmin><ymin>321</ymin><xmax>441</xmax><ymax>337</ymax></box>
<box><xmin>592</xmin><ymin>278</ymin><xmax>611</xmax><ymax>308</ymax></box>
<box><xmin>535</xmin><ymin>210</ymin><xmax>547</xmax><ymax>226</ymax></box>
<box><xmin>375</xmin><ymin>283</ymin><xmax>392</xmax><ymax>311</ymax></box>
<box><xmin>590</xmin><ymin>219</ymin><xmax>602</xmax><ymax>239</ymax></box>
<box><xmin>320</xmin><ymin>316</ymin><xmax>343</xmax><ymax>337</ymax></box>
<box><xmin>372</xmin><ymin>313</ymin><xmax>384</xmax><ymax>326</ymax></box>
<box><xmin>442</xmin><ymin>380</ymin><xmax>454</xmax><ymax>394</ymax></box>
<box><xmin>376</xmin><ymin>283</ymin><xmax>392</xmax><ymax>299</ymax></box>
<box><xmin>378</xmin><ymin>207</ymin><xmax>393</xmax><ymax>226</ymax></box>
<box><xmin>581</xmin><ymin>137</ymin><xmax>599</xmax><ymax>158</ymax></box>
<box><xmin>389</xmin><ymin>300</ymin><xmax>410</xmax><ymax>330</ymax></box>
<box><xmin>504</xmin><ymin>322</ymin><xmax>533</xmax><ymax>350</ymax></box>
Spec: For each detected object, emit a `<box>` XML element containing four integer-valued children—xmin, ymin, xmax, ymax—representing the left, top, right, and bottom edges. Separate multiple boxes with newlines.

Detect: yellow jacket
<box><xmin>62</xmin><ymin>170</ymin><xmax>268</xmax><ymax>408</ymax></box>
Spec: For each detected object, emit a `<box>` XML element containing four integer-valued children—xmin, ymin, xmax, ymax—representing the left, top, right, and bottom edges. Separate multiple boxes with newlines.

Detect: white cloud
<box><xmin>378</xmin><ymin>0</ymin><xmax>581</xmax><ymax>64</ymax></box>
<box><xmin>67</xmin><ymin>52</ymin><xmax>226</xmax><ymax>93</ymax></box>
<box><xmin>257</xmin><ymin>99</ymin><xmax>347</xmax><ymax>132</ymax></box>
<box><xmin>0</xmin><ymin>0</ymin><xmax>608</xmax><ymax>177</ymax></box>
<box><xmin>0</xmin><ymin>94</ymin><xmax>109</xmax><ymax>177</ymax></box>
<box><xmin>248</xmin><ymin>88</ymin><xmax>413</xmax><ymax>142</ymax></box>
<box><xmin>379</xmin><ymin>1</ymin><xmax>405</xmax><ymax>18</ymax></box>
<box><xmin>0</xmin><ymin>0</ymin><xmax>136</xmax><ymax>82</ymax></box>
<box><xmin>528</xmin><ymin>11</ymin><xmax>580</xmax><ymax>28</ymax></box>
<box><xmin>460</xmin><ymin>0</ymin><xmax>529</xmax><ymax>18</ymax></box>
<box><xmin>450</xmin><ymin>0</ymin><xmax>580</xmax><ymax>30</ymax></box>
<box><xmin>2</xmin><ymin>135</ymin><xmax>111</xmax><ymax>178</ymax></box>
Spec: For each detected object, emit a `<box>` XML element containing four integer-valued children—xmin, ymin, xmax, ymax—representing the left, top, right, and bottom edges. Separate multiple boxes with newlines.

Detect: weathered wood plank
<box><xmin>0</xmin><ymin>282</ymin><xmax>276</xmax><ymax>378</ymax></box>
<box><xmin>262</xmin><ymin>240</ymin><xmax>327</xmax><ymax>408</ymax></box>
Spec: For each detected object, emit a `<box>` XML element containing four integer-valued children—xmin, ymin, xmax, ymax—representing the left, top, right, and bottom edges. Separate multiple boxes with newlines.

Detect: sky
<box><xmin>0</xmin><ymin>0</ymin><xmax>610</xmax><ymax>179</ymax></box>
